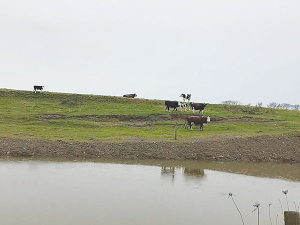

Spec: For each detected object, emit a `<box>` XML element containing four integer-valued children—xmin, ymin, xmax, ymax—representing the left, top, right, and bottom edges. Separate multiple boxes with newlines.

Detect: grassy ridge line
<box><xmin>0</xmin><ymin>89</ymin><xmax>300</xmax><ymax>142</ymax></box>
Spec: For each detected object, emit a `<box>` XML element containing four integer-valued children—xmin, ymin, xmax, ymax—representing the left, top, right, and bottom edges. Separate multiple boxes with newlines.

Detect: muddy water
<box><xmin>1</xmin><ymin>159</ymin><xmax>300</xmax><ymax>225</ymax></box>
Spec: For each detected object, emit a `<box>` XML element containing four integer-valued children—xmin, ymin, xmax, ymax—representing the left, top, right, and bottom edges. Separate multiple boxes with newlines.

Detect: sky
<box><xmin>1</xmin><ymin>0</ymin><xmax>300</xmax><ymax>106</ymax></box>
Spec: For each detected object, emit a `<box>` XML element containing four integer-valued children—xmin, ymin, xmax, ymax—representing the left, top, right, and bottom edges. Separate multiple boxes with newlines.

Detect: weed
<box><xmin>252</xmin><ymin>203</ymin><xmax>260</xmax><ymax>225</ymax></box>
<box><xmin>282</xmin><ymin>190</ymin><xmax>289</xmax><ymax>211</ymax></box>
<box><xmin>278</xmin><ymin>198</ymin><xmax>284</xmax><ymax>215</ymax></box>
<box><xmin>228</xmin><ymin>192</ymin><xmax>245</xmax><ymax>225</ymax></box>
<box><xmin>269</xmin><ymin>203</ymin><xmax>273</xmax><ymax>225</ymax></box>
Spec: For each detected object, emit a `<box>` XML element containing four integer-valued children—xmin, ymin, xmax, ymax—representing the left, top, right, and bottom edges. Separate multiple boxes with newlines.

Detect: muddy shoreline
<box><xmin>1</xmin><ymin>134</ymin><xmax>300</xmax><ymax>163</ymax></box>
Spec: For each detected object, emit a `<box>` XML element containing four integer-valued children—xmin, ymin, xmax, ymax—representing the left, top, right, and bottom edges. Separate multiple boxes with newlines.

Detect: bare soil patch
<box><xmin>210</xmin><ymin>117</ymin><xmax>275</xmax><ymax>122</ymax></box>
<box><xmin>1</xmin><ymin>134</ymin><xmax>299</xmax><ymax>163</ymax></box>
<box><xmin>38</xmin><ymin>114</ymin><xmax>275</xmax><ymax>123</ymax></box>
<box><xmin>38</xmin><ymin>114</ymin><xmax>64</xmax><ymax>119</ymax></box>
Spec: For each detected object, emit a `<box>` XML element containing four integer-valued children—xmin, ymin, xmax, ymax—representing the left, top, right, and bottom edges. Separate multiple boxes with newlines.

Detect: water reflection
<box><xmin>183</xmin><ymin>168</ymin><xmax>204</xmax><ymax>177</ymax></box>
<box><xmin>5</xmin><ymin>158</ymin><xmax>300</xmax><ymax>181</ymax></box>
<box><xmin>4</xmin><ymin>157</ymin><xmax>300</xmax><ymax>181</ymax></box>
<box><xmin>161</xmin><ymin>167</ymin><xmax>204</xmax><ymax>184</ymax></box>
<box><xmin>161</xmin><ymin>166</ymin><xmax>175</xmax><ymax>178</ymax></box>
<box><xmin>1</xmin><ymin>159</ymin><xmax>300</xmax><ymax>225</ymax></box>
<box><xmin>143</xmin><ymin>160</ymin><xmax>300</xmax><ymax>181</ymax></box>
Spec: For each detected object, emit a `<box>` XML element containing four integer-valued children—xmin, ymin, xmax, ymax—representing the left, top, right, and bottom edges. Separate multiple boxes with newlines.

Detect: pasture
<box><xmin>1</xmin><ymin>89</ymin><xmax>300</xmax><ymax>142</ymax></box>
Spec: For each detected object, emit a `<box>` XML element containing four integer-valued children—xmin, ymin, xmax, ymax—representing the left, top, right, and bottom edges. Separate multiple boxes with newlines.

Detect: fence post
<box><xmin>174</xmin><ymin>124</ymin><xmax>178</xmax><ymax>140</ymax></box>
<box><xmin>285</xmin><ymin>211</ymin><xmax>300</xmax><ymax>225</ymax></box>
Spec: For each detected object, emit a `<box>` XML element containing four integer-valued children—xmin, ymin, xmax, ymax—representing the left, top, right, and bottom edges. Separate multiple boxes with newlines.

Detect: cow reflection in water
<box><xmin>161</xmin><ymin>167</ymin><xmax>204</xmax><ymax>182</ymax></box>
<box><xmin>161</xmin><ymin>167</ymin><xmax>175</xmax><ymax>181</ymax></box>
<box><xmin>183</xmin><ymin>168</ymin><xmax>204</xmax><ymax>177</ymax></box>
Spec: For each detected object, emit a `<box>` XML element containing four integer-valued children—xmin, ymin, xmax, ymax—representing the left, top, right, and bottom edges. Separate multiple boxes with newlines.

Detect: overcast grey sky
<box><xmin>1</xmin><ymin>0</ymin><xmax>300</xmax><ymax>105</ymax></box>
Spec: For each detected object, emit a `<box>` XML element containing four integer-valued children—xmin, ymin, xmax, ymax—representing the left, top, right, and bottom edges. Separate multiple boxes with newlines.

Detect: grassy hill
<box><xmin>1</xmin><ymin>89</ymin><xmax>300</xmax><ymax>142</ymax></box>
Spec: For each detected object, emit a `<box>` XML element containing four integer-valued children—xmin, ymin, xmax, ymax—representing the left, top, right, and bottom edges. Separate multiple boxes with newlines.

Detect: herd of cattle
<box><xmin>33</xmin><ymin>86</ymin><xmax>210</xmax><ymax>131</ymax></box>
<box><xmin>164</xmin><ymin>94</ymin><xmax>210</xmax><ymax>131</ymax></box>
<box><xmin>164</xmin><ymin>101</ymin><xmax>207</xmax><ymax>113</ymax></box>
<box><xmin>121</xmin><ymin>92</ymin><xmax>210</xmax><ymax>131</ymax></box>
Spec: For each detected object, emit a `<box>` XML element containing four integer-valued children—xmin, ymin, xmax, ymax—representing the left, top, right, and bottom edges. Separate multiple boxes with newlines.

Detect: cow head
<box><xmin>207</xmin><ymin>116</ymin><xmax>210</xmax><ymax>122</ymax></box>
<box><xmin>179</xmin><ymin>102</ymin><xmax>187</xmax><ymax>111</ymax></box>
<box><xmin>186</xmin><ymin>94</ymin><xmax>191</xmax><ymax>101</ymax></box>
<box><xmin>180</xmin><ymin>94</ymin><xmax>186</xmax><ymax>102</ymax></box>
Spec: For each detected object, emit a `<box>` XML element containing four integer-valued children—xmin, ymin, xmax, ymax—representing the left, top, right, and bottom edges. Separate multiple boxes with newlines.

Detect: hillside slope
<box><xmin>1</xmin><ymin>89</ymin><xmax>300</xmax><ymax>142</ymax></box>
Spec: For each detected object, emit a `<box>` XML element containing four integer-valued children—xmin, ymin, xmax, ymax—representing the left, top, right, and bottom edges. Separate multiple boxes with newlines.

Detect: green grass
<box><xmin>1</xmin><ymin>89</ymin><xmax>300</xmax><ymax>142</ymax></box>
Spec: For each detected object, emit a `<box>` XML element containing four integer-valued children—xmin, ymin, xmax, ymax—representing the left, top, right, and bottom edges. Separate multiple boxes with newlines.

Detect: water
<box><xmin>0</xmin><ymin>159</ymin><xmax>300</xmax><ymax>225</ymax></box>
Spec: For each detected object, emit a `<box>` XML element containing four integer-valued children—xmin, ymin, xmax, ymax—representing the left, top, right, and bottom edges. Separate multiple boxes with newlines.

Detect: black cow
<box><xmin>33</xmin><ymin>85</ymin><xmax>44</xmax><ymax>93</ymax></box>
<box><xmin>185</xmin><ymin>115</ymin><xmax>210</xmax><ymax>131</ymax></box>
<box><xmin>190</xmin><ymin>103</ymin><xmax>207</xmax><ymax>114</ymax></box>
<box><xmin>180</xmin><ymin>94</ymin><xmax>192</xmax><ymax>102</ymax></box>
<box><xmin>123</xmin><ymin>93</ymin><xmax>137</xmax><ymax>98</ymax></box>
<box><xmin>165</xmin><ymin>101</ymin><xmax>180</xmax><ymax>111</ymax></box>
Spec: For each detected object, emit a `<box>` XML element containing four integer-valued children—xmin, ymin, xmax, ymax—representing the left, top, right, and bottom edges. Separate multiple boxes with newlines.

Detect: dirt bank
<box><xmin>0</xmin><ymin>134</ymin><xmax>300</xmax><ymax>162</ymax></box>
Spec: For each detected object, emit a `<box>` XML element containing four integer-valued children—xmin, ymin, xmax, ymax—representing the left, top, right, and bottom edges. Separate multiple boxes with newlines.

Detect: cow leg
<box><xmin>185</xmin><ymin>121</ymin><xmax>188</xmax><ymax>130</ymax></box>
<box><xmin>186</xmin><ymin>122</ymin><xmax>192</xmax><ymax>130</ymax></box>
<box><xmin>200</xmin><ymin>124</ymin><xmax>203</xmax><ymax>131</ymax></box>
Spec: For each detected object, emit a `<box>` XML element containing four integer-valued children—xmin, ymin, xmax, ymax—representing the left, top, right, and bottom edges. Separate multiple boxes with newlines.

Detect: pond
<box><xmin>1</xmin><ymin>159</ymin><xmax>300</xmax><ymax>225</ymax></box>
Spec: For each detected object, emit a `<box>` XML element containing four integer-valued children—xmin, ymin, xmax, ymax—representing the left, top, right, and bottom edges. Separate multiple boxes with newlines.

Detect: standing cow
<box><xmin>185</xmin><ymin>115</ymin><xmax>210</xmax><ymax>131</ymax></box>
<box><xmin>123</xmin><ymin>93</ymin><xmax>137</xmax><ymax>98</ymax></box>
<box><xmin>190</xmin><ymin>103</ymin><xmax>207</xmax><ymax>114</ymax></box>
<box><xmin>180</xmin><ymin>94</ymin><xmax>192</xmax><ymax>102</ymax></box>
<box><xmin>33</xmin><ymin>85</ymin><xmax>44</xmax><ymax>93</ymax></box>
<box><xmin>165</xmin><ymin>101</ymin><xmax>180</xmax><ymax>111</ymax></box>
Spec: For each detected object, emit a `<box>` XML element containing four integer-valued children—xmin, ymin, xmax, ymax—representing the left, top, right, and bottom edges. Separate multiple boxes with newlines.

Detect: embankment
<box><xmin>1</xmin><ymin>134</ymin><xmax>300</xmax><ymax>163</ymax></box>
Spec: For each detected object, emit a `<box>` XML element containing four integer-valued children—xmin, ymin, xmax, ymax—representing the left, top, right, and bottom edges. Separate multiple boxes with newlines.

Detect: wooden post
<box><xmin>285</xmin><ymin>211</ymin><xmax>300</xmax><ymax>225</ymax></box>
<box><xmin>174</xmin><ymin>125</ymin><xmax>178</xmax><ymax>140</ymax></box>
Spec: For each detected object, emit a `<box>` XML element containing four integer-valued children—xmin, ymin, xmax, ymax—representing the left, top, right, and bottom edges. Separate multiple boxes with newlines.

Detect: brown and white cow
<box><xmin>185</xmin><ymin>115</ymin><xmax>210</xmax><ymax>131</ymax></box>
<box><xmin>123</xmin><ymin>93</ymin><xmax>137</xmax><ymax>98</ymax></box>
